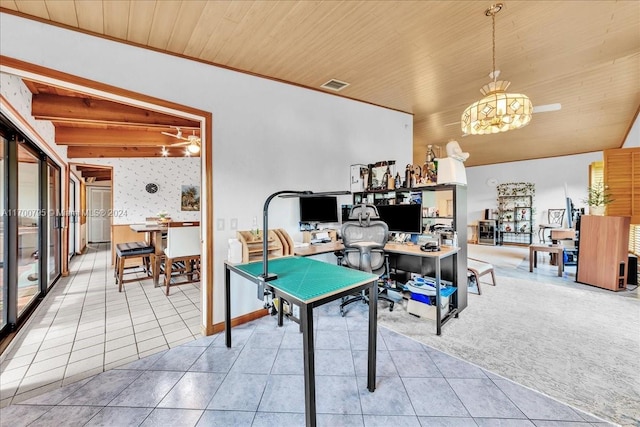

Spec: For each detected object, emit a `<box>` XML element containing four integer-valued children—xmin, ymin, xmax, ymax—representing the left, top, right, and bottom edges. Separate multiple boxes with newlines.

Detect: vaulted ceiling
<box><xmin>0</xmin><ymin>1</ymin><xmax>638</xmax><ymax>165</ymax></box>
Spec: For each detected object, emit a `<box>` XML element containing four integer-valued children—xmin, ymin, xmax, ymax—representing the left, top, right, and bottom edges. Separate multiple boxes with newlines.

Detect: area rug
<box><xmin>378</xmin><ymin>273</ymin><xmax>640</xmax><ymax>426</ymax></box>
<box><xmin>468</xmin><ymin>243</ymin><xmax>528</xmax><ymax>268</ymax></box>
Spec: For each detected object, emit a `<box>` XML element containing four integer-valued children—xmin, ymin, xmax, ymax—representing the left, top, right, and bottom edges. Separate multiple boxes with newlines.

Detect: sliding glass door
<box><xmin>17</xmin><ymin>142</ymin><xmax>41</xmax><ymax>316</ymax></box>
<box><xmin>0</xmin><ymin>116</ymin><xmax>62</xmax><ymax>340</ymax></box>
<box><xmin>47</xmin><ymin>160</ymin><xmax>61</xmax><ymax>288</ymax></box>
<box><xmin>0</xmin><ymin>131</ymin><xmax>6</xmax><ymax>332</ymax></box>
<box><xmin>69</xmin><ymin>179</ymin><xmax>77</xmax><ymax>261</ymax></box>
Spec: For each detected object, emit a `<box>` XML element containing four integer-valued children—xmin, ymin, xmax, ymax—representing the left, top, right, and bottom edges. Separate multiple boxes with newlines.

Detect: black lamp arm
<box><xmin>260</xmin><ymin>190</ymin><xmax>311</xmax><ymax>281</ymax></box>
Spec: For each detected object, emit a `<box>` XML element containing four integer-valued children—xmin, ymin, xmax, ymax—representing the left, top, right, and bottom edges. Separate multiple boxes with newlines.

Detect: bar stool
<box><xmin>115</xmin><ymin>241</ymin><xmax>155</xmax><ymax>292</ymax></box>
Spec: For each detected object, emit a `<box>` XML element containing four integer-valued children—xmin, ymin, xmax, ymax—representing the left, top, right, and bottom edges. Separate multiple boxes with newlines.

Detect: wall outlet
<box><xmin>292</xmin><ymin>304</ymin><xmax>300</xmax><ymax>318</ymax></box>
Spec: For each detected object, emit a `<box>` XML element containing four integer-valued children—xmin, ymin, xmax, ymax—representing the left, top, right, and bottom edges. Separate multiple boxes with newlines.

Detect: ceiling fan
<box><xmin>160</xmin><ymin>127</ymin><xmax>201</xmax><ymax>154</ymax></box>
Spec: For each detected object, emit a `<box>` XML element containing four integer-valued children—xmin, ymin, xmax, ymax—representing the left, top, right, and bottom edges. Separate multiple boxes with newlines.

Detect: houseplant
<box><xmin>583</xmin><ymin>182</ymin><xmax>613</xmax><ymax>215</ymax></box>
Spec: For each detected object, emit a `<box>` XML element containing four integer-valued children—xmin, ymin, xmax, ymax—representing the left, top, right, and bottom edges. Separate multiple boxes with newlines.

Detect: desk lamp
<box><xmin>259</xmin><ymin>190</ymin><xmax>350</xmax><ymax>282</ymax></box>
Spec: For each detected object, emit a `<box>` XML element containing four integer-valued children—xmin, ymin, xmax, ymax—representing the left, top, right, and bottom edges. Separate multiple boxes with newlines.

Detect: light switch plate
<box><xmin>230</xmin><ymin>218</ymin><xmax>238</xmax><ymax>230</ymax></box>
<box><xmin>217</xmin><ymin>219</ymin><xmax>225</xmax><ymax>230</ymax></box>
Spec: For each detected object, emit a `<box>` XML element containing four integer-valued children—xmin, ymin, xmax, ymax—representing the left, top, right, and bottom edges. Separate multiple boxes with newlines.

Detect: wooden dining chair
<box><xmin>163</xmin><ymin>221</ymin><xmax>201</xmax><ymax>295</ymax></box>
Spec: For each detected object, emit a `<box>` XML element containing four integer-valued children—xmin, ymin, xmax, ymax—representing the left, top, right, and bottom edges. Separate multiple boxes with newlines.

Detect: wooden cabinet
<box><xmin>576</xmin><ymin>215</ymin><xmax>630</xmax><ymax>291</ymax></box>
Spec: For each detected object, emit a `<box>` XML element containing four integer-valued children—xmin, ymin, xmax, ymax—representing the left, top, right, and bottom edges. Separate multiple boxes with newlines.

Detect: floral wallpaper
<box><xmin>74</xmin><ymin>157</ymin><xmax>201</xmax><ymax>225</ymax></box>
<box><xmin>0</xmin><ymin>73</ymin><xmax>61</xmax><ymax>159</ymax></box>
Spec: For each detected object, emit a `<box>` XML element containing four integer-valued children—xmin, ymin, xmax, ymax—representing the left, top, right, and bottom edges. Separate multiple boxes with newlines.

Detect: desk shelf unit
<box><xmin>236</xmin><ymin>229</ymin><xmax>294</xmax><ymax>263</ymax></box>
<box><xmin>353</xmin><ymin>184</ymin><xmax>468</xmax><ymax>314</ymax></box>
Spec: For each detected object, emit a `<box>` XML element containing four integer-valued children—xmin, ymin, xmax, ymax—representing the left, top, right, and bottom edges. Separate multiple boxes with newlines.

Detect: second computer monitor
<box><xmin>376</xmin><ymin>204</ymin><xmax>422</xmax><ymax>234</ymax></box>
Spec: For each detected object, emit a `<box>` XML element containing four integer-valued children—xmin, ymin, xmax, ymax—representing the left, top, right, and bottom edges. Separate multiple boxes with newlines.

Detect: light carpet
<box><xmin>378</xmin><ymin>270</ymin><xmax>640</xmax><ymax>426</ymax></box>
<box><xmin>468</xmin><ymin>243</ymin><xmax>529</xmax><ymax>268</ymax></box>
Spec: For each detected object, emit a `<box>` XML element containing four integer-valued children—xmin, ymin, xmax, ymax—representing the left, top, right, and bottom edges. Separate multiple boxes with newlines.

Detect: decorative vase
<box><xmin>589</xmin><ymin>205</ymin><xmax>606</xmax><ymax>216</ymax></box>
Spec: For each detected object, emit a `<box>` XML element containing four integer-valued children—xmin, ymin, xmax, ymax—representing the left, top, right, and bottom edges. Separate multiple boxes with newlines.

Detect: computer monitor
<box><xmin>376</xmin><ymin>204</ymin><xmax>422</xmax><ymax>234</ymax></box>
<box><xmin>299</xmin><ymin>196</ymin><xmax>338</xmax><ymax>223</ymax></box>
<box><xmin>566</xmin><ymin>197</ymin><xmax>574</xmax><ymax>228</ymax></box>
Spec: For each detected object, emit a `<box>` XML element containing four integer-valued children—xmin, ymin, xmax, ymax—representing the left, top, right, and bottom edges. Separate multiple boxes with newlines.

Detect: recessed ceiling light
<box><xmin>321</xmin><ymin>79</ymin><xmax>350</xmax><ymax>91</ymax></box>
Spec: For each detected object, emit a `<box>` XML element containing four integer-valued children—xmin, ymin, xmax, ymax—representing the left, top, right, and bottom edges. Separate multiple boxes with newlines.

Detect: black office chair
<box><xmin>338</xmin><ymin>204</ymin><xmax>395</xmax><ymax>316</ymax></box>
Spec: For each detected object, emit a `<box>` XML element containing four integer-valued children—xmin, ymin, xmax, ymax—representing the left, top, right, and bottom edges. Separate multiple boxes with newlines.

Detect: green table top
<box><xmin>234</xmin><ymin>256</ymin><xmax>379</xmax><ymax>303</ymax></box>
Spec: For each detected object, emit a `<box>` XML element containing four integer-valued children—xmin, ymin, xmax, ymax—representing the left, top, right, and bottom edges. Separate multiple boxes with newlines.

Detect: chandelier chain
<box><xmin>491</xmin><ymin>8</ymin><xmax>496</xmax><ymax>82</ymax></box>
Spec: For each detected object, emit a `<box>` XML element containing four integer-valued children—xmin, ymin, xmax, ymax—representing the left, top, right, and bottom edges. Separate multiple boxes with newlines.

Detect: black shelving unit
<box><xmin>353</xmin><ymin>184</ymin><xmax>468</xmax><ymax>313</ymax></box>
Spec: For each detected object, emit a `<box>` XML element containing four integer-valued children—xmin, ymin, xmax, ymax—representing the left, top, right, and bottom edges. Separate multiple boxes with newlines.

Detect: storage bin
<box><xmin>407</xmin><ymin>296</ymin><xmax>449</xmax><ymax>320</ymax></box>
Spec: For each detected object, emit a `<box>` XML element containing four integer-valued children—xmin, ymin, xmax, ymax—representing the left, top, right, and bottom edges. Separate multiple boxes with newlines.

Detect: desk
<box><xmin>529</xmin><ymin>244</ymin><xmax>564</xmax><ymax>276</ymax></box>
<box><xmin>295</xmin><ymin>241</ymin><xmax>461</xmax><ymax>335</ymax></box>
<box><xmin>130</xmin><ymin>223</ymin><xmax>167</xmax><ymax>286</ymax></box>
<box><xmin>293</xmin><ymin>240</ymin><xmax>344</xmax><ymax>257</ymax></box>
<box><xmin>225</xmin><ymin>256</ymin><xmax>378</xmax><ymax>427</ymax></box>
<box><xmin>384</xmin><ymin>243</ymin><xmax>460</xmax><ymax>335</ymax></box>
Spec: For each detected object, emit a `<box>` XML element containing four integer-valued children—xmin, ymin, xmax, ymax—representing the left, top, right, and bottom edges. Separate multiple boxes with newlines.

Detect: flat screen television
<box><xmin>376</xmin><ymin>204</ymin><xmax>423</xmax><ymax>234</ymax></box>
<box><xmin>299</xmin><ymin>196</ymin><xmax>339</xmax><ymax>223</ymax></box>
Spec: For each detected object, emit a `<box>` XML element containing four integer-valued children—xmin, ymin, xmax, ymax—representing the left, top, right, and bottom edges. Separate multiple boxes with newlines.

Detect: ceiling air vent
<box><xmin>321</xmin><ymin>79</ymin><xmax>350</xmax><ymax>91</ymax></box>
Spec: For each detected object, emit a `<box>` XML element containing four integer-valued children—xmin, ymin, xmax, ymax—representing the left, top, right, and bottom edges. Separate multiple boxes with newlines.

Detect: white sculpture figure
<box><xmin>445</xmin><ymin>140</ymin><xmax>469</xmax><ymax>162</ymax></box>
<box><xmin>437</xmin><ymin>140</ymin><xmax>469</xmax><ymax>185</ymax></box>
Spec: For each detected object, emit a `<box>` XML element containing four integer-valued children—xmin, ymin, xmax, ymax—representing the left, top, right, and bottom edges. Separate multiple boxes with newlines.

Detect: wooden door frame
<box><xmin>0</xmin><ymin>56</ymin><xmax>215</xmax><ymax>335</ymax></box>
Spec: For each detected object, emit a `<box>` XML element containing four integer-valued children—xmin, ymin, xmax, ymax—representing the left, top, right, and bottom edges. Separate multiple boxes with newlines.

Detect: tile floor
<box><xmin>0</xmin><ymin>298</ymin><xmax>612</xmax><ymax>426</ymax></box>
<box><xmin>0</xmin><ymin>244</ymin><xmax>616</xmax><ymax>426</ymax></box>
<box><xmin>0</xmin><ymin>244</ymin><xmax>201</xmax><ymax>408</ymax></box>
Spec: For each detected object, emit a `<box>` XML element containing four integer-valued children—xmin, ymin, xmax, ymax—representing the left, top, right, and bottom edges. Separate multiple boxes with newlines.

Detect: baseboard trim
<box><xmin>210</xmin><ymin>308</ymin><xmax>269</xmax><ymax>335</ymax></box>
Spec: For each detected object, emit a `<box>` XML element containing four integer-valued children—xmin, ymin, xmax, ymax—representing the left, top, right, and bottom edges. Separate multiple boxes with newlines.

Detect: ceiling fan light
<box><xmin>462</xmin><ymin>91</ymin><xmax>532</xmax><ymax>135</ymax></box>
<box><xmin>461</xmin><ymin>3</ymin><xmax>533</xmax><ymax>136</ymax></box>
<box><xmin>187</xmin><ymin>142</ymin><xmax>200</xmax><ymax>154</ymax></box>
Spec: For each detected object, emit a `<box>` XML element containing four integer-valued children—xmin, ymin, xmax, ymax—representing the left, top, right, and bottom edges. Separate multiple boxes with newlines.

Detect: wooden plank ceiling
<box><xmin>0</xmin><ymin>1</ymin><xmax>639</xmax><ymax>165</ymax></box>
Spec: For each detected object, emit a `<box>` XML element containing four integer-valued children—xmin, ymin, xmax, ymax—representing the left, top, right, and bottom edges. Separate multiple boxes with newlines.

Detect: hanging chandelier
<box><xmin>461</xmin><ymin>3</ymin><xmax>532</xmax><ymax>135</ymax></box>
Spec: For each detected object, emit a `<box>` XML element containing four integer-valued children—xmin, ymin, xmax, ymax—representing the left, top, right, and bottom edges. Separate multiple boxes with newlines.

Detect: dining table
<box><xmin>129</xmin><ymin>223</ymin><xmax>167</xmax><ymax>286</ymax></box>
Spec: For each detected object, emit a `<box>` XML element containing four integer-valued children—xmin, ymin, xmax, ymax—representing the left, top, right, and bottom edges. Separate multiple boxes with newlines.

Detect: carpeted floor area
<box><xmin>378</xmin><ymin>245</ymin><xmax>640</xmax><ymax>427</ymax></box>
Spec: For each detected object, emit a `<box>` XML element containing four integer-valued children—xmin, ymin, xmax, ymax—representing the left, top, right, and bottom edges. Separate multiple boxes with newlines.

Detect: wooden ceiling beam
<box><xmin>75</xmin><ymin>165</ymin><xmax>111</xmax><ymax>171</ymax></box>
<box><xmin>80</xmin><ymin>171</ymin><xmax>112</xmax><ymax>178</ymax></box>
<box><xmin>67</xmin><ymin>145</ymin><xmax>200</xmax><ymax>158</ymax></box>
<box><xmin>32</xmin><ymin>94</ymin><xmax>200</xmax><ymax>128</ymax></box>
<box><xmin>55</xmin><ymin>127</ymin><xmax>189</xmax><ymax>145</ymax></box>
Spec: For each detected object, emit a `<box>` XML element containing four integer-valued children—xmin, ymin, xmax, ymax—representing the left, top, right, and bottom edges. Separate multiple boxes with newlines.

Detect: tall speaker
<box><xmin>628</xmin><ymin>254</ymin><xmax>638</xmax><ymax>286</ymax></box>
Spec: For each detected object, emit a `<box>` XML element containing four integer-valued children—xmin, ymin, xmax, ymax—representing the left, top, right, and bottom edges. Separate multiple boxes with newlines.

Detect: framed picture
<box><xmin>181</xmin><ymin>185</ymin><xmax>200</xmax><ymax>211</ymax></box>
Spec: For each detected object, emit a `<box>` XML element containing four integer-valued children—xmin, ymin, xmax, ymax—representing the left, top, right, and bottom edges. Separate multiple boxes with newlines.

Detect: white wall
<box><xmin>0</xmin><ymin>13</ymin><xmax>413</xmax><ymax>323</ymax></box>
<box><xmin>623</xmin><ymin>113</ymin><xmax>639</xmax><ymax>148</ymax></box>
<box><xmin>466</xmin><ymin>152</ymin><xmax>603</xmax><ymax>236</ymax></box>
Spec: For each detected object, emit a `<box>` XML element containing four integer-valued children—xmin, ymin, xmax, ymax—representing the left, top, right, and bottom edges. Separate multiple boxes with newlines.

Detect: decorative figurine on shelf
<box><xmin>446</xmin><ymin>140</ymin><xmax>469</xmax><ymax>162</ymax></box>
<box><xmin>437</xmin><ymin>140</ymin><xmax>469</xmax><ymax>185</ymax></box>
<box><xmin>405</xmin><ymin>164</ymin><xmax>413</xmax><ymax>188</ymax></box>
<box><xmin>395</xmin><ymin>172</ymin><xmax>402</xmax><ymax>189</ymax></box>
<box><xmin>423</xmin><ymin>145</ymin><xmax>438</xmax><ymax>185</ymax></box>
